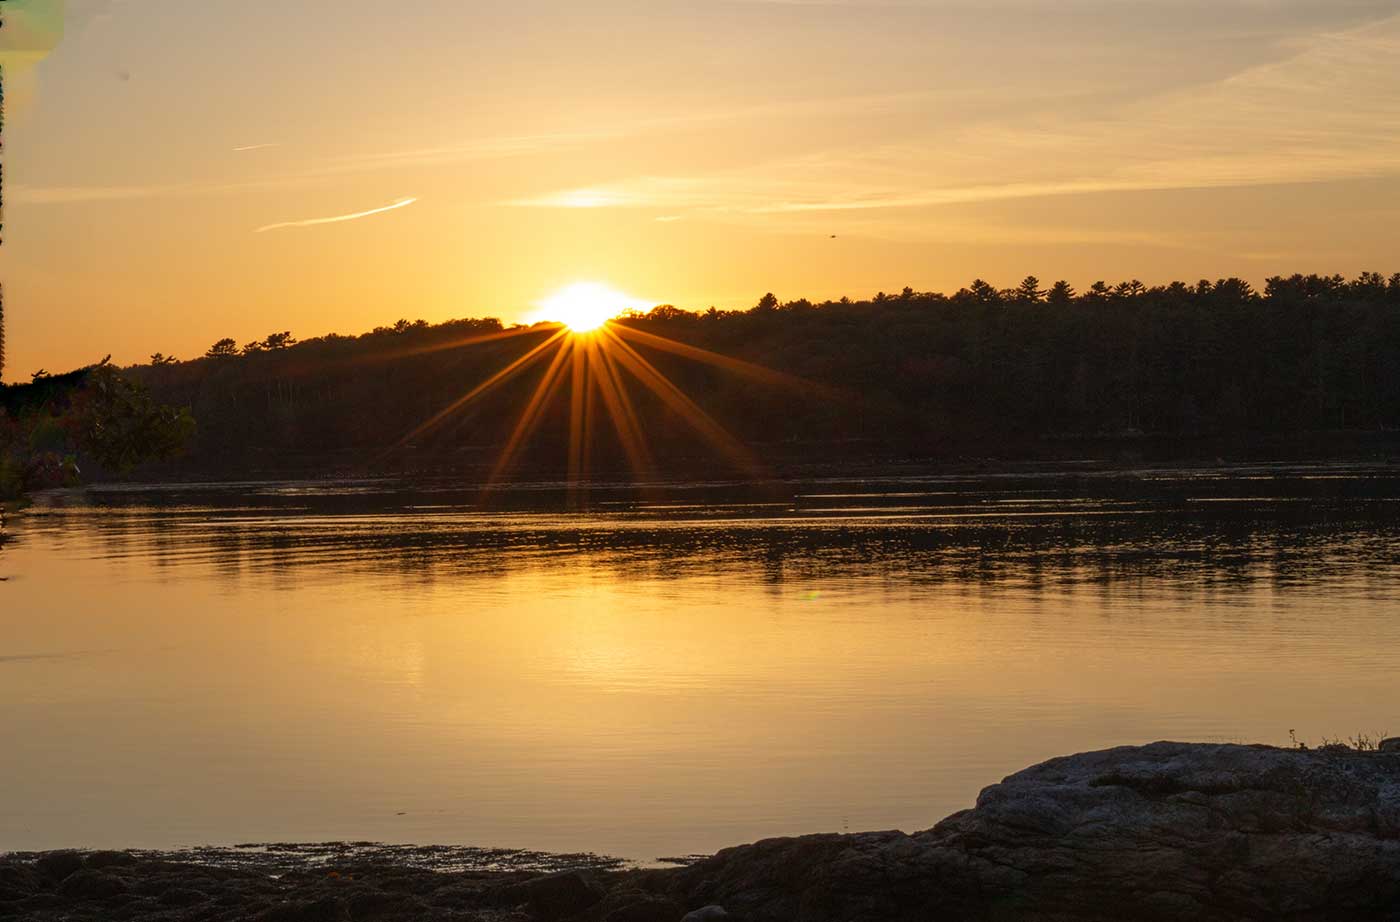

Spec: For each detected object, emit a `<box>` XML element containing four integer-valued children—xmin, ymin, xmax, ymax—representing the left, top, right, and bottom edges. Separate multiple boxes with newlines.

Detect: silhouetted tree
<box><xmin>205</xmin><ymin>338</ymin><xmax>239</xmax><ymax>358</ymax></box>
<box><xmin>1047</xmin><ymin>281</ymin><xmax>1076</xmax><ymax>306</ymax></box>
<box><xmin>646</xmin><ymin>305</ymin><xmax>693</xmax><ymax>322</ymax></box>
<box><xmin>261</xmin><ymin>331</ymin><xmax>297</xmax><ymax>350</ymax></box>
<box><xmin>1353</xmin><ymin>272</ymin><xmax>1388</xmax><ymax>299</ymax></box>
<box><xmin>150</xmin><ymin>353</ymin><xmax>179</xmax><ymax>366</ymax></box>
<box><xmin>1212</xmin><ymin>278</ymin><xmax>1255</xmax><ymax>303</ymax></box>
<box><xmin>1113</xmin><ymin>280</ymin><xmax>1147</xmax><ymax>299</ymax></box>
<box><xmin>0</xmin><ymin>286</ymin><xmax>6</xmax><ymax>383</ymax></box>
<box><xmin>1016</xmin><ymin>276</ymin><xmax>1045</xmax><ymax>303</ymax></box>
<box><xmin>375</xmin><ymin>319</ymin><xmax>429</xmax><ymax>335</ymax></box>
<box><xmin>966</xmin><ymin>279</ymin><xmax>1001</xmax><ymax>305</ymax></box>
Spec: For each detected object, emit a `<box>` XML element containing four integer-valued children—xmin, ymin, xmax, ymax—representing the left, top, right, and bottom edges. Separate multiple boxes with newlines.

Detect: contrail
<box><xmin>233</xmin><ymin>143</ymin><xmax>280</xmax><ymax>152</ymax></box>
<box><xmin>255</xmin><ymin>197</ymin><xmax>418</xmax><ymax>233</ymax></box>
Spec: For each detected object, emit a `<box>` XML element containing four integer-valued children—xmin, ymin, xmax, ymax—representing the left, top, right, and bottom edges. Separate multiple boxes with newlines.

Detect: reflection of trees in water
<box><xmin>0</xmin><ymin>498</ymin><xmax>13</xmax><ymax>579</ymax></box>
<box><xmin>32</xmin><ymin>473</ymin><xmax>1400</xmax><ymax>600</ymax></box>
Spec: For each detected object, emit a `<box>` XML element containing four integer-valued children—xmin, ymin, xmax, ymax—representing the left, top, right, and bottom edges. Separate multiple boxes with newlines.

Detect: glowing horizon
<box><xmin>529</xmin><ymin>282</ymin><xmax>649</xmax><ymax>333</ymax></box>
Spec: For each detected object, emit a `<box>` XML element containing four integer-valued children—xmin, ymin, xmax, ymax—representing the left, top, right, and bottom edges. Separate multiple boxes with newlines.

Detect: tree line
<box><xmin>124</xmin><ymin>272</ymin><xmax>1400</xmax><ymax>478</ymax></box>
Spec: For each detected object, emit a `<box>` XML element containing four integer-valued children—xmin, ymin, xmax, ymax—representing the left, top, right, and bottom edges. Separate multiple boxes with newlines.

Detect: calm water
<box><xmin>2</xmin><ymin>466</ymin><xmax>1398</xmax><ymax>862</ymax></box>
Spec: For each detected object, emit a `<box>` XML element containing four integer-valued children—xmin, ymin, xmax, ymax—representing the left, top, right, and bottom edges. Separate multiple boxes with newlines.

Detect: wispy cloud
<box><xmin>255</xmin><ymin>197</ymin><xmax>418</xmax><ymax>233</ymax></box>
<box><xmin>508</xmin><ymin>12</ymin><xmax>1400</xmax><ymax>229</ymax></box>
<box><xmin>233</xmin><ymin>143</ymin><xmax>280</xmax><ymax>153</ymax></box>
<box><xmin>5</xmin><ymin>89</ymin><xmax>963</xmax><ymax>206</ymax></box>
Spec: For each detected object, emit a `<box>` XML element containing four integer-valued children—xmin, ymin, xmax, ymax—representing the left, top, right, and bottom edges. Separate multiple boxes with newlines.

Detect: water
<box><xmin>2</xmin><ymin>466</ymin><xmax>1397</xmax><ymax>862</ymax></box>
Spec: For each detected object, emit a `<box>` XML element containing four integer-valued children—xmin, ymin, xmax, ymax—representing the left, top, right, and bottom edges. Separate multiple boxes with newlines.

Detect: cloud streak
<box><xmin>5</xmin><ymin>89</ymin><xmax>961</xmax><ymax>206</ymax></box>
<box><xmin>509</xmin><ymin>12</ymin><xmax>1400</xmax><ymax>227</ymax></box>
<box><xmin>255</xmin><ymin>197</ymin><xmax>418</xmax><ymax>233</ymax></box>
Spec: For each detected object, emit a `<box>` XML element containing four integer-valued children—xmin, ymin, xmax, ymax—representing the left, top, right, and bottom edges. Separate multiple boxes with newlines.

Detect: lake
<box><xmin>2</xmin><ymin>465</ymin><xmax>1397</xmax><ymax>863</ymax></box>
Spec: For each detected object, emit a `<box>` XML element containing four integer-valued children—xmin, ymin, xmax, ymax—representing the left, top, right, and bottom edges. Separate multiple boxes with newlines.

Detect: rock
<box><xmin>347</xmin><ymin>887</ymin><xmax>431</xmax><ymax>919</ymax></box>
<box><xmin>429</xmin><ymin>880</ymin><xmax>490</xmax><ymax>907</ymax></box>
<box><xmin>669</xmin><ymin>743</ymin><xmax>1400</xmax><ymax>921</ymax></box>
<box><xmin>682</xmin><ymin>906</ymin><xmax>731</xmax><ymax>921</ymax></box>
<box><xmin>671</xmin><ymin>834</ymin><xmax>912</xmax><ymax>922</ymax></box>
<box><xmin>7</xmin><ymin>892</ymin><xmax>65</xmax><ymax>913</ymax></box>
<box><xmin>158</xmin><ymin>886</ymin><xmax>211</xmax><ymax>906</ymax></box>
<box><xmin>498</xmin><ymin>869</ymin><xmax>606</xmax><ymax>919</ymax></box>
<box><xmin>251</xmin><ymin>895</ymin><xmax>352</xmax><ymax>921</ymax></box>
<box><xmin>601</xmin><ymin>892</ymin><xmax>687</xmax><ymax>922</ymax></box>
<box><xmin>12</xmin><ymin>742</ymin><xmax>1400</xmax><ymax>921</ymax></box>
<box><xmin>84</xmin><ymin>850</ymin><xmax>137</xmax><ymax>869</ymax></box>
<box><xmin>56</xmin><ymin>868</ymin><xmax>131</xmax><ymax>900</ymax></box>
<box><xmin>35</xmin><ymin>850</ymin><xmax>85</xmax><ymax>882</ymax></box>
<box><xmin>0</xmin><ymin>863</ymin><xmax>42</xmax><ymax>901</ymax></box>
<box><xmin>1380</xmin><ymin>737</ymin><xmax>1400</xmax><ymax>753</ymax></box>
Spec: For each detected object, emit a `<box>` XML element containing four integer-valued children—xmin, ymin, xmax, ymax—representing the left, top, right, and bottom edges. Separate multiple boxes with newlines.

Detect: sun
<box><xmin>534</xmin><ymin>282</ymin><xmax>644</xmax><ymax>333</ymax></box>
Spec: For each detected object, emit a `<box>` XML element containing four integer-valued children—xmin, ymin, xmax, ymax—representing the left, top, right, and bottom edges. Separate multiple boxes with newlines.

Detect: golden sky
<box><xmin>3</xmin><ymin>0</ymin><xmax>1400</xmax><ymax>376</ymax></box>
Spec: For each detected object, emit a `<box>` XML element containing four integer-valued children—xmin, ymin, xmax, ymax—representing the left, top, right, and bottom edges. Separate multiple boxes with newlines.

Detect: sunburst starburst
<box><xmin>392</xmin><ymin>287</ymin><xmax>818</xmax><ymax>496</ymax></box>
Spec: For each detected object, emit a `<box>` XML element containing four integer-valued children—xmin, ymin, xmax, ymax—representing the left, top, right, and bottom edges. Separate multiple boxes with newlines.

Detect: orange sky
<box><xmin>3</xmin><ymin>0</ymin><xmax>1400</xmax><ymax>377</ymax></box>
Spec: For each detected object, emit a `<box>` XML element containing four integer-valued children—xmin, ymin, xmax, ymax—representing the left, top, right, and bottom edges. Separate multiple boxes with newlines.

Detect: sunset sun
<box><xmin>535</xmin><ymin>282</ymin><xmax>643</xmax><ymax>332</ymax></box>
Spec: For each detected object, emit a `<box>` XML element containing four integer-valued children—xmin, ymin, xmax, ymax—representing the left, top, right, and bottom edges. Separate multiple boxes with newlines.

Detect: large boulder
<box><xmin>668</xmin><ymin>743</ymin><xmax>1400</xmax><ymax>921</ymax></box>
<box><xmin>34</xmin><ymin>850</ymin><xmax>85</xmax><ymax>883</ymax></box>
<box><xmin>498</xmin><ymin>869</ymin><xmax>607</xmax><ymax>919</ymax></box>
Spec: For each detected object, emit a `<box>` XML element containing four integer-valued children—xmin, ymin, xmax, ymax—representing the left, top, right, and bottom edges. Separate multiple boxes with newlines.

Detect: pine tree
<box><xmin>0</xmin><ymin>284</ymin><xmax>7</xmax><ymax>383</ymax></box>
<box><xmin>1047</xmin><ymin>280</ymin><xmax>1076</xmax><ymax>306</ymax></box>
<box><xmin>1016</xmin><ymin>276</ymin><xmax>1046</xmax><ymax>303</ymax></box>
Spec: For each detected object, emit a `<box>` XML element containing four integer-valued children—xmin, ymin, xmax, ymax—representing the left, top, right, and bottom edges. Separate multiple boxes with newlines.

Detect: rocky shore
<box><xmin>4</xmin><ymin>742</ymin><xmax>1399</xmax><ymax>921</ymax></box>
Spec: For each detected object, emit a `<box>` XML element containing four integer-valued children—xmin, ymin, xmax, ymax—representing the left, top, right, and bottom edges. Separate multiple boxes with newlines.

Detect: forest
<box><xmin>110</xmin><ymin>272</ymin><xmax>1400</xmax><ymax>479</ymax></box>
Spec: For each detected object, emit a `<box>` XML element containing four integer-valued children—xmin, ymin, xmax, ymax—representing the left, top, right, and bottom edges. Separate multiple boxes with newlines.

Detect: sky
<box><xmin>3</xmin><ymin>0</ymin><xmax>1400</xmax><ymax>376</ymax></box>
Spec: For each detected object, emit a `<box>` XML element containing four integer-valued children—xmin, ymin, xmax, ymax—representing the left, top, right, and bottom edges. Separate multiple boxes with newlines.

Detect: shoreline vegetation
<box><xmin>4</xmin><ymin>272</ymin><xmax>1400</xmax><ymax>496</ymax></box>
<box><xmin>0</xmin><ymin>362</ymin><xmax>193</xmax><ymax>503</ymax></box>
<box><xmin>113</xmin><ymin>272</ymin><xmax>1400</xmax><ymax>482</ymax></box>
<box><xmin>3</xmin><ymin>740</ymin><xmax>1398</xmax><ymax>921</ymax></box>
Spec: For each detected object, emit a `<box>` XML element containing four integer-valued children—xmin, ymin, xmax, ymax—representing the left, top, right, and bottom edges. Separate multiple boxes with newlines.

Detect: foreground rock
<box><xmin>3</xmin><ymin>743</ymin><xmax>1398</xmax><ymax>921</ymax></box>
<box><xmin>669</xmin><ymin>742</ymin><xmax>1400</xmax><ymax>921</ymax></box>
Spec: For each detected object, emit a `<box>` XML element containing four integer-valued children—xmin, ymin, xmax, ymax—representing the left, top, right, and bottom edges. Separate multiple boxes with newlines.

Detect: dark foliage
<box><xmin>1</xmin><ymin>363</ymin><xmax>195</xmax><ymax>499</ymax></box>
<box><xmin>128</xmin><ymin>274</ymin><xmax>1400</xmax><ymax>479</ymax></box>
<box><xmin>64</xmin><ymin>364</ymin><xmax>197</xmax><ymax>472</ymax></box>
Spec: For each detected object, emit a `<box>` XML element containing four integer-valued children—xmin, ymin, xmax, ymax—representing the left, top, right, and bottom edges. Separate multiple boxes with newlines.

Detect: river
<box><xmin>2</xmin><ymin>465</ymin><xmax>1396</xmax><ymax>862</ymax></box>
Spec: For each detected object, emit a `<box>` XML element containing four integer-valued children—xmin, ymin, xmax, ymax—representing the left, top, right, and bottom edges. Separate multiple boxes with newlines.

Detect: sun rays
<box><xmin>389</xmin><ymin>298</ymin><xmax>805</xmax><ymax>496</ymax></box>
